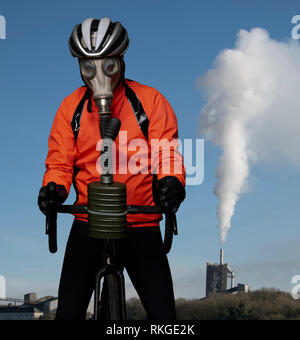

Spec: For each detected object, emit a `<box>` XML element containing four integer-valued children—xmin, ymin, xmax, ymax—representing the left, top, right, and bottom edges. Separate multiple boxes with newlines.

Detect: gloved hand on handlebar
<box><xmin>38</xmin><ymin>183</ymin><xmax>68</xmax><ymax>215</ymax></box>
<box><xmin>157</xmin><ymin>176</ymin><xmax>186</xmax><ymax>214</ymax></box>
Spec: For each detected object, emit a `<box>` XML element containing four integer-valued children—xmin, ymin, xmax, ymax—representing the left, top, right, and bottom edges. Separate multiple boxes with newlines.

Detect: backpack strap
<box><xmin>71</xmin><ymin>88</ymin><xmax>90</xmax><ymax>142</ymax></box>
<box><xmin>124</xmin><ymin>81</ymin><xmax>149</xmax><ymax>140</ymax></box>
<box><xmin>71</xmin><ymin>82</ymin><xmax>149</xmax><ymax>142</ymax></box>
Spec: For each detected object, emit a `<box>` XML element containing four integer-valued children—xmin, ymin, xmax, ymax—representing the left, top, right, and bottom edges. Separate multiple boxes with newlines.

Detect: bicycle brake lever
<box><xmin>172</xmin><ymin>213</ymin><xmax>178</xmax><ymax>236</ymax></box>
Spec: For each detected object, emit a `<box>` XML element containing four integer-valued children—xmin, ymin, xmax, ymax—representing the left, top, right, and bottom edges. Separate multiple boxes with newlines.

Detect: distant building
<box><xmin>206</xmin><ymin>249</ymin><xmax>248</xmax><ymax>297</ymax></box>
<box><xmin>24</xmin><ymin>293</ymin><xmax>37</xmax><ymax>304</ymax></box>
<box><xmin>0</xmin><ymin>306</ymin><xmax>43</xmax><ymax>320</ymax></box>
<box><xmin>206</xmin><ymin>262</ymin><xmax>229</xmax><ymax>295</ymax></box>
<box><xmin>23</xmin><ymin>292</ymin><xmax>58</xmax><ymax>315</ymax></box>
<box><xmin>0</xmin><ymin>292</ymin><xmax>57</xmax><ymax>320</ymax></box>
<box><xmin>225</xmin><ymin>283</ymin><xmax>249</xmax><ymax>294</ymax></box>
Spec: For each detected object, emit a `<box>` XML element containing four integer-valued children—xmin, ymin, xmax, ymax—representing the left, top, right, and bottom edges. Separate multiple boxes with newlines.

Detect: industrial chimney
<box><xmin>220</xmin><ymin>249</ymin><xmax>224</xmax><ymax>265</ymax></box>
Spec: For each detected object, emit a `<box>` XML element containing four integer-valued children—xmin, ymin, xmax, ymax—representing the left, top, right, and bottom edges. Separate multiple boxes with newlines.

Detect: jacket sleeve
<box><xmin>148</xmin><ymin>90</ymin><xmax>186</xmax><ymax>186</ymax></box>
<box><xmin>42</xmin><ymin>98</ymin><xmax>76</xmax><ymax>193</ymax></box>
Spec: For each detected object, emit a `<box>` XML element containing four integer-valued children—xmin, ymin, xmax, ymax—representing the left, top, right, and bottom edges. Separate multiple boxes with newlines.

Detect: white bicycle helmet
<box><xmin>69</xmin><ymin>17</ymin><xmax>129</xmax><ymax>58</ymax></box>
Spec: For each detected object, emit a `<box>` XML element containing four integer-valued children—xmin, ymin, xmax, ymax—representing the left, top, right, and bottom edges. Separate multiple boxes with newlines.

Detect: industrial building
<box><xmin>206</xmin><ymin>249</ymin><xmax>249</xmax><ymax>297</ymax></box>
<box><xmin>0</xmin><ymin>292</ymin><xmax>57</xmax><ymax>320</ymax></box>
<box><xmin>0</xmin><ymin>306</ymin><xmax>43</xmax><ymax>320</ymax></box>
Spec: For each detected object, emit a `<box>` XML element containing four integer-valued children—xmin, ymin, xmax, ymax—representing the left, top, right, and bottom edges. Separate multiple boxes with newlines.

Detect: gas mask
<box><xmin>79</xmin><ymin>57</ymin><xmax>122</xmax><ymax>112</ymax></box>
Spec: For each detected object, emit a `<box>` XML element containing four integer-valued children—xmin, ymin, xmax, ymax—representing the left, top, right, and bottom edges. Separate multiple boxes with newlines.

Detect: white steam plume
<box><xmin>198</xmin><ymin>28</ymin><xmax>300</xmax><ymax>243</ymax></box>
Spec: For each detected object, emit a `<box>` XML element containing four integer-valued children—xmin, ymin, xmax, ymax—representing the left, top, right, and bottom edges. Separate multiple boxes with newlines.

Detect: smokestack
<box><xmin>220</xmin><ymin>249</ymin><xmax>224</xmax><ymax>265</ymax></box>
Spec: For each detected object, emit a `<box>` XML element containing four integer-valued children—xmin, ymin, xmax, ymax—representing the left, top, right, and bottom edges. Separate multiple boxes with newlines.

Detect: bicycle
<box><xmin>45</xmin><ymin>182</ymin><xmax>178</xmax><ymax>320</ymax></box>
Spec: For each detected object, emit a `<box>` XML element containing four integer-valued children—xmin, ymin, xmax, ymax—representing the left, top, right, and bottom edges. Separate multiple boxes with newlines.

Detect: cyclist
<box><xmin>38</xmin><ymin>17</ymin><xmax>186</xmax><ymax>320</ymax></box>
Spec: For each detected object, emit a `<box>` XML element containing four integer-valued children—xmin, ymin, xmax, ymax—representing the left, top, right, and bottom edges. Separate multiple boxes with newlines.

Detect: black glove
<box><xmin>38</xmin><ymin>183</ymin><xmax>68</xmax><ymax>215</ymax></box>
<box><xmin>157</xmin><ymin>176</ymin><xmax>186</xmax><ymax>213</ymax></box>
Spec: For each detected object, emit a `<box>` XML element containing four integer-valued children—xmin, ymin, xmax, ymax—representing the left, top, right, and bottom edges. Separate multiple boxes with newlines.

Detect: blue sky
<box><xmin>0</xmin><ymin>0</ymin><xmax>299</xmax><ymax>300</ymax></box>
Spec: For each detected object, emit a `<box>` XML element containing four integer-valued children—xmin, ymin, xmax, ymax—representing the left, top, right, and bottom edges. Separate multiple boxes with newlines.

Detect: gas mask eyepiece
<box><xmin>102</xmin><ymin>58</ymin><xmax>119</xmax><ymax>77</ymax></box>
<box><xmin>80</xmin><ymin>59</ymin><xmax>97</xmax><ymax>80</ymax></box>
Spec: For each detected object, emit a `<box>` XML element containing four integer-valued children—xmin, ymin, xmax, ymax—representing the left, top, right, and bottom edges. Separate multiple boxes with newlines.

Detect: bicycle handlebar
<box><xmin>56</xmin><ymin>205</ymin><xmax>163</xmax><ymax>214</ymax></box>
<box><xmin>45</xmin><ymin>203</ymin><xmax>177</xmax><ymax>254</ymax></box>
<box><xmin>45</xmin><ymin>182</ymin><xmax>58</xmax><ymax>254</ymax></box>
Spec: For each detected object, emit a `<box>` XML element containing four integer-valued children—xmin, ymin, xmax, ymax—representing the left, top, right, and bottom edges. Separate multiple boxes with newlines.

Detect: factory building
<box><xmin>0</xmin><ymin>292</ymin><xmax>57</xmax><ymax>320</ymax></box>
<box><xmin>206</xmin><ymin>249</ymin><xmax>248</xmax><ymax>297</ymax></box>
<box><xmin>0</xmin><ymin>306</ymin><xmax>43</xmax><ymax>320</ymax></box>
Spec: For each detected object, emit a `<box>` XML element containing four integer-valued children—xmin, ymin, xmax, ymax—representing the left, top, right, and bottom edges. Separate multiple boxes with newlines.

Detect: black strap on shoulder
<box><xmin>71</xmin><ymin>83</ymin><xmax>149</xmax><ymax>142</ymax></box>
<box><xmin>124</xmin><ymin>81</ymin><xmax>149</xmax><ymax>140</ymax></box>
<box><xmin>71</xmin><ymin>88</ymin><xmax>90</xmax><ymax>142</ymax></box>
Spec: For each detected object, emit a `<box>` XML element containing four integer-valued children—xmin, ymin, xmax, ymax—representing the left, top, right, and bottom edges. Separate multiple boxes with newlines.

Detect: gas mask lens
<box><xmin>80</xmin><ymin>59</ymin><xmax>97</xmax><ymax>80</ymax></box>
<box><xmin>102</xmin><ymin>58</ymin><xmax>118</xmax><ymax>77</ymax></box>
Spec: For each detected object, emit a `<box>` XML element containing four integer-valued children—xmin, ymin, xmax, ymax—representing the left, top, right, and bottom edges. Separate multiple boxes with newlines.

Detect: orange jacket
<box><xmin>43</xmin><ymin>79</ymin><xmax>185</xmax><ymax>227</ymax></box>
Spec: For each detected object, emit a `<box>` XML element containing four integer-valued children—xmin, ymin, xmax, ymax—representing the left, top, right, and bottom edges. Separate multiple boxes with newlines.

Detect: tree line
<box><xmin>126</xmin><ymin>288</ymin><xmax>300</xmax><ymax>320</ymax></box>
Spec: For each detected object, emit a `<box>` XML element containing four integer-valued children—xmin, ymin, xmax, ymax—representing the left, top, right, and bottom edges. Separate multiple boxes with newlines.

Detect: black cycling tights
<box><xmin>55</xmin><ymin>219</ymin><xmax>176</xmax><ymax>320</ymax></box>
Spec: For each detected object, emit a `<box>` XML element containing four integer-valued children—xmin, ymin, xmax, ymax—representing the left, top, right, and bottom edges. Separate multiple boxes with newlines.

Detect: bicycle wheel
<box><xmin>98</xmin><ymin>274</ymin><xmax>124</xmax><ymax>320</ymax></box>
<box><xmin>106</xmin><ymin>274</ymin><xmax>122</xmax><ymax>320</ymax></box>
